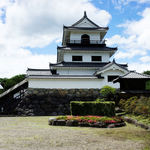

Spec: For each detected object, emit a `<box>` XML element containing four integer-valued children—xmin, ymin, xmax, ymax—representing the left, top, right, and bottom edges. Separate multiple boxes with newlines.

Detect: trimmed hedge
<box><xmin>70</xmin><ymin>101</ymin><xmax>115</xmax><ymax>116</ymax></box>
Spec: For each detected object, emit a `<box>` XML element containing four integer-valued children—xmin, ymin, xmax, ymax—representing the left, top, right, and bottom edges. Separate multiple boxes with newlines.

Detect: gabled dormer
<box><xmin>62</xmin><ymin>11</ymin><xmax>109</xmax><ymax>46</ymax></box>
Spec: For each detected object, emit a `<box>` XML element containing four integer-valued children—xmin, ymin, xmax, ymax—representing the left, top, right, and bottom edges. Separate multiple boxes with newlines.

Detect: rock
<box><xmin>66</xmin><ymin>120</ymin><xmax>78</xmax><ymax>126</ymax></box>
<box><xmin>107</xmin><ymin>124</ymin><xmax>115</xmax><ymax>128</ymax></box>
<box><xmin>78</xmin><ymin>122</ymin><xmax>89</xmax><ymax>127</ymax></box>
<box><xmin>27</xmin><ymin>113</ymin><xmax>34</xmax><ymax>116</ymax></box>
<box><xmin>8</xmin><ymin>88</ymin><xmax>100</xmax><ymax>116</ymax></box>
<box><xmin>52</xmin><ymin>120</ymin><xmax>66</xmax><ymax>126</ymax></box>
<box><xmin>48</xmin><ymin>118</ymin><xmax>57</xmax><ymax>125</ymax></box>
<box><xmin>138</xmin><ymin>123</ymin><xmax>149</xmax><ymax>130</ymax></box>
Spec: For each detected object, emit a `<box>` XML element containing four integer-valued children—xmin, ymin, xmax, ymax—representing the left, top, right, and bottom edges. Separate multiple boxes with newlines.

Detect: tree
<box><xmin>143</xmin><ymin>70</ymin><xmax>150</xmax><ymax>76</ymax></box>
<box><xmin>0</xmin><ymin>74</ymin><xmax>26</xmax><ymax>92</ymax></box>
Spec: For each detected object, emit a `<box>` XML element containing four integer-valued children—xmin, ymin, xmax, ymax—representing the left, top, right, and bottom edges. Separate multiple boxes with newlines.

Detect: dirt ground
<box><xmin>0</xmin><ymin>116</ymin><xmax>149</xmax><ymax>150</ymax></box>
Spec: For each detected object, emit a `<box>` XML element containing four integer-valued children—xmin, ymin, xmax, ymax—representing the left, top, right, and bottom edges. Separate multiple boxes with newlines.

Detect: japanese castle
<box><xmin>27</xmin><ymin>12</ymin><xmax>129</xmax><ymax>89</ymax></box>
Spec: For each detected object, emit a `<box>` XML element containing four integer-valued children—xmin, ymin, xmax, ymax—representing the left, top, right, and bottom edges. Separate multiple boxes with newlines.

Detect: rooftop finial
<box><xmin>84</xmin><ymin>11</ymin><xmax>87</xmax><ymax>17</ymax></box>
<box><xmin>113</xmin><ymin>59</ymin><xmax>116</xmax><ymax>63</ymax></box>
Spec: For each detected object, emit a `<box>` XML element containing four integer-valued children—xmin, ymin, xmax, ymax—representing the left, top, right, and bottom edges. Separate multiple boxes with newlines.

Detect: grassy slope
<box><xmin>0</xmin><ymin>116</ymin><xmax>149</xmax><ymax>150</ymax></box>
<box><xmin>125</xmin><ymin>114</ymin><xmax>150</xmax><ymax>126</ymax></box>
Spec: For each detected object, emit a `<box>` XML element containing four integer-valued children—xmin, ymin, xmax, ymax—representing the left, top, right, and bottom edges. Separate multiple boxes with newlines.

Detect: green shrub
<box><xmin>70</xmin><ymin>101</ymin><xmax>115</xmax><ymax>116</ymax></box>
<box><xmin>119</xmin><ymin>96</ymin><xmax>150</xmax><ymax>117</ymax></box>
<box><xmin>96</xmin><ymin>98</ymin><xmax>105</xmax><ymax>102</ymax></box>
<box><xmin>99</xmin><ymin>86</ymin><xmax>119</xmax><ymax>105</ymax></box>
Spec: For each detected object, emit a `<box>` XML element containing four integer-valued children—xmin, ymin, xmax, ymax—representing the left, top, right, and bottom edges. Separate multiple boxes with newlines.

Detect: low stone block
<box><xmin>66</xmin><ymin>120</ymin><xmax>78</xmax><ymax>126</ymax></box>
<box><xmin>54</xmin><ymin>120</ymin><xmax>66</xmax><ymax>126</ymax></box>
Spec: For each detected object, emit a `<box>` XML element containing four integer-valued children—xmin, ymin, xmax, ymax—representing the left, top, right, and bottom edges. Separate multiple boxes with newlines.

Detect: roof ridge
<box><xmin>95</xmin><ymin>61</ymin><xmax>129</xmax><ymax>75</ymax></box>
<box><xmin>71</xmin><ymin>11</ymin><xmax>107</xmax><ymax>28</ymax></box>
<box><xmin>27</xmin><ymin>68</ymin><xmax>50</xmax><ymax>71</ymax></box>
<box><xmin>131</xmin><ymin>71</ymin><xmax>150</xmax><ymax>77</ymax></box>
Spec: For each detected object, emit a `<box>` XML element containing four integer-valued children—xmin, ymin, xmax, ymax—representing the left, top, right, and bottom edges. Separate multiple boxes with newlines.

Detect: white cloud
<box><xmin>140</xmin><ymin>56</ymin><xmax>150</xmax><ymax>63</ymax></box>
<box><xmin>126</xmin><ymin>0</ymin><xmax>150</xmax><ymax>4</ymax></box>
<box><xmin>111</xmin><ymin>0</ymin><xmax>150</xmax><ymax>10</ymax></box>
<box><xmin>0</xmin><ymin>47</ymin><xmax>57</xmax><ymax>78</ymax></box>
<box><xmin>107</xmin><ymin>8</ymin><xmax>150</xmax><ymax>61</ymax></box>
<box><xmin>0</xmin><ymin>0</ymin><xmax>111</xmax><ymax>77</ymax></box>
<box><xmin>128</xmin><ymin>63</ymin><xmax>150</xmax><ymax>73</ymax></box>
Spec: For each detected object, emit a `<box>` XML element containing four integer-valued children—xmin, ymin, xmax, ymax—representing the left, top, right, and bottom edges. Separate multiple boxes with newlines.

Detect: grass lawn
<box><xmin>125</xmin><ymin>114</ymin><xmax>150</xmax><ymax>126</ymax></box>
<box><xmin>0</xmin><ymin>116</ymin><xmax>150</xmax><ymax>150</ymax></box>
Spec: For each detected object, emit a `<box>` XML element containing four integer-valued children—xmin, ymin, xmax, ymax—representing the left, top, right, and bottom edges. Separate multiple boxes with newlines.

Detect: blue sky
<box><xmin>0</xmin><ymin>0</ymin><xmax>150</xmax><ymax>77</ymax></box>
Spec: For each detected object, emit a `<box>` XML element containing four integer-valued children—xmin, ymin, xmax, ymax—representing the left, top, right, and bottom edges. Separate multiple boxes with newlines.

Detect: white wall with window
<box><xmin>63</xmin><ymin>52</ymin><xmax>110</xmax><ymax>62</ymax></box>
<box><xmin>70</xmin><ymin>31</ymin><xmax>101</xmax><ymax>42</ymax></box>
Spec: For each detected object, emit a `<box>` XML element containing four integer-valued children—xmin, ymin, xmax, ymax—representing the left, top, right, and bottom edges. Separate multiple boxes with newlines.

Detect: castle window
<box><xmin>108</xmin><ymin>76</ymin><xmax>119</xmax><ymax>82</ymax></box>
<box><xmin>72</xmin><ymin>56</ymin><xmax>82</xmax><ymax>61</ymax></box>
<box><xmin>51</xmin><ymin>69</ymin><xmax>57</xmax><ymax>75</ymax></box>
<box><xmin>92</xmin><ymin>56</ymin><xmax>102</xmax><ymax>62</ymax></box>
<box><xmin>81</xmin><ymin>34</ymin><xmax>90</xmax><ymax>45</ymax></box>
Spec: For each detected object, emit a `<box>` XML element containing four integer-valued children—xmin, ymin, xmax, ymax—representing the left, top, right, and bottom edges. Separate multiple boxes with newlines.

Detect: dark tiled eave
<box><xmin>57</xmin><ymin>46</ymin><xmax>117</xmax><ymax>51</ymax></box>
<box><xmin>28</xmin><ymin>75</ymin><xmax>103</xmax><ymax>79</ymax></box>
<box><xmin>113</xmin><ymin>71</ymin><xmax>150</xmax><ymax>83</ymax></box>
<box><xmin>50</xmin><ymin>62</ymin><xmax>110</xmax><ymax>68</ymax></box>
<box><xmin>119</xmin><ymin>71</ymin><xmax>150</xmax><ymax>79</ymax></box>
<box><xmin>27</xmin><ymin>68</ymin><xmax>50</xmax><ymax>71</ymax></box>
<box><xmin>64</xmin><ymin>26</ymin><xmax>108</xmax><ymax>30</ymax></box>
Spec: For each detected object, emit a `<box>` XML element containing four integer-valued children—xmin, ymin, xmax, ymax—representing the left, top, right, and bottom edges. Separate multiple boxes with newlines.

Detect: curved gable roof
<box><xmin>69</xmin><ymin>11</ymin><xmax>108</xmax><ymax>30</ymax></box>
<box><xmin>95</xmin><ymin>59</ymin><xmax>128</xmax><ymax>75</ymax></box>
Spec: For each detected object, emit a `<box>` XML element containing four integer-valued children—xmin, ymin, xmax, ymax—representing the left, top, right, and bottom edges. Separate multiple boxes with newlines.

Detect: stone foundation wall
<box><xmin>15</xmin><ymin>88</ymin><xmax>100</xmax><ymax>116</ymax></box>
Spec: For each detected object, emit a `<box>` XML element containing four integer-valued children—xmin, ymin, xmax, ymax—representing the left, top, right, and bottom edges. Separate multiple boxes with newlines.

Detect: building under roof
<box><xmin>114</xmin><ymin>71</ymin><xmax>150</xmax><ymax>93</ymax></box>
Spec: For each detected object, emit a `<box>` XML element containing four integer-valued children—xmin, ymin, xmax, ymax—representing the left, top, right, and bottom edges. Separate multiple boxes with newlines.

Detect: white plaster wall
<box><xmin>75</xmin><ymin>18</ymin><xmax>97</xmax><ymax>28</ymax></box>
<box><xmin>28</xmin><ymin>78</ymin><xmax>117</xmax><ymax>89</ymax></box>
<box><xmin>57</xmin><ymin>69</ymin><xmax>96</xmax><ymax>75</ymax></box>
<box><xmin>101</xmin><ymin>69</ymin><xmax>125</xmax><ymax>88</ymax></box>
<box><xmin>70</xmin><ymin>32</ymin><xmax>100</xmax><ymax>41</ymax></box>
<box><xmin>28</xmin><ymin>66</ymin><xmax>128</xmax><ymax>89</ymax></box>
<box><xmin>63</xmin><ymin>52</ymin><xmax>110</xmax><ymax>62</ymax></box>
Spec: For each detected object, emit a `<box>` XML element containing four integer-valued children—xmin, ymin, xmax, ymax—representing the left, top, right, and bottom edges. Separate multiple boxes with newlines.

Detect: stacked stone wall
<box><xmin>15</xmin><ymin>88</ymin><xmax>100</xmax><ymax>116</ymax></box>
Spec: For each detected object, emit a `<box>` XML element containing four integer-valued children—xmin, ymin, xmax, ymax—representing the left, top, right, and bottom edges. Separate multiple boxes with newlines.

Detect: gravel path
<box><xmin>0</xmin><ymin>117</ymin><xmax>146</xmax><ymax>150</ymax></box>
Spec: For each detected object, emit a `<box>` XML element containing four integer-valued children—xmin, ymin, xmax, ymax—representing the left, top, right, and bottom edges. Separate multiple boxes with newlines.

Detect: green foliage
<box><xmin>96</xmin><ymin>98</ymin><xmax>105</xmax><ymax>102</ymax></box>
<box><xmin>126</xmin><ymin>114</ymin><xmax>150</xmax><ymax>126</ymax></box>
<box><xmin>143</xmin><ymin>70</ymin><xmax>150</xmax><ymax>75</ymax></box>
<box><xmin>99</xmin><ymin>86</ymin><xmax>118</xmax><ymax>105</ymax></box>
<box><xmin>119</xmin><ymin>96</ymin><xmax>150</xmax><ymax>117</ymax></box>
<box><xmin>70</xmin><ymin>101</ymin><xmax>115</xmax><ymax>116</ymax></box>
<box><xmin>146</xmin><ymin>80</ymin><xmax>150</xmax><ymax>90</ymax></box>
<box><xmin>0</xmin><ymin>74</ymin><xmax>26</xmax><ymax>91</ymax></box>
<box><xmin>56</xmin><ymin>115</ymin><xmax>123</xmax><ymax>124</ymax></box>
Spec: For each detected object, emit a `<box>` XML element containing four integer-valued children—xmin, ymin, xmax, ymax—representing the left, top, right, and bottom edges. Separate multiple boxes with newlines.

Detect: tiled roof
<box><xmin>64</xmin><ymin>26</ymin><xmax>108</xmax><ymax>30</ymax></box>
<box><xmin>27</xmin><ymin>68</ymin><xmax>50</xmax><ymax>71</ymax></box>
<box><xmin>57</xmin><ymin>46</ymin><xmax>117</xmax><ymax>51</ymax></box>
<box><xmin>27</xmin><ymin>68</ymin><xmax>52</xmax><ymax>76</ymax></box>
<box><xmin>113</xmin><ymin>71</ymin><xmax>150</xmax><ymax>83</ymax></box>
<box><xmin>28</xmin><ymin>75</ymin><xmax>100</xmax><ymax>79</ymax></box>
<box><xmin>50</xmin><ymin>62</ymin><xmax>109</xmax><ymax>68</ymax></box>
<box><xmin>70</xmin><ymin>11</ymin><xmax>108</xmax><ymax>30</ymax></box>
<box><xmin>120</xmin><ymin>71</ymin><xmax>150</xmax><ymax>79</ymax></box>
<box><xmin>94</xmin><ymin>60</ymin><xmax>128</xmax><ymax>75</ymax></box>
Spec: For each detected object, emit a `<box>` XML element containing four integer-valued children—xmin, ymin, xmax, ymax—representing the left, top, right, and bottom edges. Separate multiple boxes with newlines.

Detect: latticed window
<box><xmin>81</xmin><ymin>34</ymin><xmax>90</xmax><ymax>45</ymax></box>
